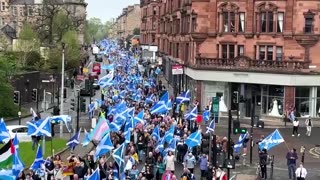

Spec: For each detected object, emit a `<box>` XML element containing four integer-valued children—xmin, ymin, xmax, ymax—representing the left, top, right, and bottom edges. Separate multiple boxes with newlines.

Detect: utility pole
<box><xmin>76</xmin><ymin>91</ymin><xmax>80</xmax><ymax>132</ymax></box>
<box><xmin>227</xmin><ymin>110</ymin><xmax>232</xmax><ymax>179</ymax></box>
<box><xmin>60</xmin><ymin>42</ymin><xmax>66</xmax><ymax>138</ymax></box>
<box><xmin>250</xmin><ymin>101</ymin><xmax>255</xmax><ymax>165</ymax></box>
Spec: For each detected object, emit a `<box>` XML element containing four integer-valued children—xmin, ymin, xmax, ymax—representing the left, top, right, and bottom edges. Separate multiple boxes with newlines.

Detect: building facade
<box><xmin>140</xmin><ymin>0</ymin><xmax>159</xmax><ymax>62</ymax></box>
<box><xmin>0</xmin><ymin>0</ymin><xmax>87</xmax><ymax>44</ymax></box>
<box><xmin>114</xmin><ymin>4</ymin><xmax>141</xmax><ymax>40</ymax></box>
<box><xmin>157</xmin><ymin>0</ymin><xmax>320</xmax><ymax>118</ymax></box>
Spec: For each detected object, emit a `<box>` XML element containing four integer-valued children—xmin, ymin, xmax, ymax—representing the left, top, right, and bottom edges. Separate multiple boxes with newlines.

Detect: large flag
<box><xmin>27</xmin><ymin>117</ymin><xmax>52</xmax><ymax>137</ymax></box>
<box><xmin>112</xmin><ymin>143</ymin><xmax>126</xmax><ymax>174</ymax></box>
<box><xmin>95</xmin><ymin>133</ymin><xmax>114</xmax><ymax>161</ymax></box>
<box><xmin>184</xmin><ymin>106</ymin><xmax>198</xmax><ymax>120</ymax></box>
<box><xmin>0</xmin><ymin>118</ymin><xmax>10</xmax><ymax>143</ymax></box>
<box><xmin>50</xmin><ymin>115</ymin><xmax>72</xmax><ymax>132</ymax></box>
<box><xmin>185</xmin><ymin>131</ymin><xmax>202</xmax><ymax>148</ymax></box>
<box><xmin>66</xmin><ymin>129</ymin><xmax>81</xmax><ymax>150</ymax></box>
<box><xmin>0</xmin><ymin>140</ymin><xmax>14</xmax><ymax>169</ymax></box>
<box><xmin>30</xmin><ymin>145</ymin><xmax>44</xmax><ymax>170</ymax></box>
<box><xmin>87</xmin><ymin>167</ymin><xmax>100</xmax><ymax>180</ymax></box>
<box><xmin>259</xmin><ymin>129</ymin><xmax>285</xmax><ymax>151</ymax></box>
<box><xmin>12</xmin><ymin>134</ymin><xmax>24</xmax><ymax>177</ymax></box>
<box><xmin>234</xmin><ymin>133</ymin><xmax>247</xmax><ymax>153</ymax></box>
<box><xmin>90</xmin><ymin>117</ymin><xmax>110</xmax><ymax>141</ymax></box>
<box><xmin>206</xmin><ymin>120</ymin><xmax>215</xmax><ymax>134</ymax></box>
<box><xmin>133</xmin><ymin>110</ymin><xmax>144</xmax><ymax>126</ymax></box>
<box><xmin>176</xmin><ymin>90</ymin><xmax>191</xmax><ymax>104</ymax></box>
<box><xmin>164</xmin><ymin>125</ymin><xmax>175</xmax><ymax>144</ymax></box>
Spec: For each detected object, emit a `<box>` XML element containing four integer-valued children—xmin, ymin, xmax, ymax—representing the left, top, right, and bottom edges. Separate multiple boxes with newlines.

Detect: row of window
<box><xmin>11</xmin><ymin>6</ymin><xmax>34</xmax><ymax>16</ymax></box>
<box><xmin>159</xmin><ymin>15</ymin><xmax>196</xmax><ymax>34</ymax></box>
<box><xmin>220</xmin><ymin>44</ymin><xmax>283</xmax><ymax>61</ymax></box>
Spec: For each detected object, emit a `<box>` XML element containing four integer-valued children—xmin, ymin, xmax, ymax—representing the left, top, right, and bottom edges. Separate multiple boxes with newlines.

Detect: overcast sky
<box><xmin>85</xmin><ymin>0</ymin><xmax>140</xmax><ymax>22</ymax></box>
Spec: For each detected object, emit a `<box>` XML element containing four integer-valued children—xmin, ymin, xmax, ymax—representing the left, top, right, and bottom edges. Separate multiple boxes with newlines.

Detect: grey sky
<box><xmin>85</xmin><ymin>0</ymin><xmax>140</xmax><ymax>22</ymax></box>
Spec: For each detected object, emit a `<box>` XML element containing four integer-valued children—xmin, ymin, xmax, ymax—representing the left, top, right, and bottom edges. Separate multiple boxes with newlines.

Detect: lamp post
<box><xmin>60</xmin><ymin>42</ymin><xmax>65</xmax><ymax>138</ymax></box>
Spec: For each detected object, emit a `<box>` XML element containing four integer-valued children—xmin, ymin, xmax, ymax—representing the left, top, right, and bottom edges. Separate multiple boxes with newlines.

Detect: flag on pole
<box><xmin>185</xmin><ymin>131</ymin><xmax>202</xmax><ymax>148</ymax></box>
<box><xmin>82</xmin><ymin>129</ymin><xmax>90</xmax><ymax>147</ymax></box>
<box><xmin>112</xmin><ymin>143</ymin><xmax>126</xmax><ymax>174</ymax></box>
<box><xmin>30</xmin><ymin>146</ymin><xmax>43</xmax><ymax>170</ymax></box>
<box><xmin>87</xmin><ymin>167</ymin><xmax>100</xmax><ymax>180</ymax></box>
<box><xmin>259</xmin><ymin>129</ymin><xmax>284</xmax><ymax>151</ymax></box>
<box><xmin>94</xmin><ymin>133</ymin><xmax>114</xmax><ymax>161</ymax></box>
<box><xmin>206</xmin><ymin>120</ymin><xmax>215</xmax><ymax>134</ymax></box>
<box><xmin>66</xmin><ymin>129</ymin><xmax>81</xmax><ymax>151</ymax></box>
<box><xmin>0</xmin><ymin>118</ymin><xmax>10</xmax><ymax>143</ymax></box>
<box><xmin>27</xmin><ymin>117</ymin><xmax>52</xmax><ymax>137</ymax></box>
<box><xmin>234</xmin><ymin>133</ymin><xmax>247</xmax><ymax>154</ymax></box>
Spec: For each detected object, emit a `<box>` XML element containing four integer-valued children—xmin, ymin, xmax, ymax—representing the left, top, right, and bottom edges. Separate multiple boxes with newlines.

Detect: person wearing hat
<box><xmin>184</xmin><ymin>152</ymin><xmax>196</xmax><ymax>174</ymax></box>
<box><xmin>305</xmin><ymin>116</ymin><xmax>313</xmax><ymax>136</ymax></box>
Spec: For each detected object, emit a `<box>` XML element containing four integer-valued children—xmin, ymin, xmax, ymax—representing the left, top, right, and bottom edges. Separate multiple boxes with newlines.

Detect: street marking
<box><xmin>229</xmin><ymin>175</ymin><xmax>236</xmax><ymax>180</ymax></box>
<box><xmin>309</xmin><ymin>148</ymin><xmax>320</xmax><ymax>158</ymax></box>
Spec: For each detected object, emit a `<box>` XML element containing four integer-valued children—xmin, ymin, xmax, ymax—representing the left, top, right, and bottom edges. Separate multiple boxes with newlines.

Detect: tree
<box><xmin>15</xmin><ymin>23</ymin><xmax>40</xmax><ymax>67</ymax></box>
<box><xmin>84</xmin><ymin>18</ymin><xmax>114</xmax><ymax>44</ymax></box>
<box><xmin>0</xmin><ymin>53</ymin><xmax>18</xmax><ymax>117</ymax></box>
<box><xmin>47</xmin><ymin>30</ymin><xmax>82</xmax><ymax>70</ymax></box>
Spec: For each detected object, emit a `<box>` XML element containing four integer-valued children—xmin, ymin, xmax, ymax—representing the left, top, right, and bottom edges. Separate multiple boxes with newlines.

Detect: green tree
<box><xmin>0</xmin><ymin>53</ymin><xmax>18</xmax><ymax>117</ymax></box>
<box><xmin>15</xmin><ymin>23</ymin><xmax>40</xmax><ymax>67</ymax></box>
<box><xmin>133</xmin><ymin>28</ymin><xmax>140</xmax><ymax>35</ymax></box>
<box><xmin>47</xmin><ymin>30</ymin><xmax>81</xmax><ymax>70</ymax></box>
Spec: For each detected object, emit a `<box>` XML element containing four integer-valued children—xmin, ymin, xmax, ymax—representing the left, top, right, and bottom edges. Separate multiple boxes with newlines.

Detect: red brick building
<box><xmin>153</xmin><ymin>0</ymin><xmax>320</xmax><ymax>118</ymax></box>
<box><xmin>140</xmin><ymin>0</ymin><xmax>159</xmax><ymax>61</ymax></box>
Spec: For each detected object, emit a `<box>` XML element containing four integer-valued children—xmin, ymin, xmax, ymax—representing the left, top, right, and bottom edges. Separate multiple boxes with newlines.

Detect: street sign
<box><xmin>211</xmin><ymin>97</ymin><xmax>220</xmax><ymax>123</ymax></box>
<box><xmin>172</xmin><ymin>65</ymin><xmax>183</xmax><ymax>75</ymax></box>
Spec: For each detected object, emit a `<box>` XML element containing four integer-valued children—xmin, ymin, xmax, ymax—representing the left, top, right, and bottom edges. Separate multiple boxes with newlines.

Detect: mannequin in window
<box><xmin>269</xmin><ymin>99</ymin><xmax>281</xmax><ymax>116</ymax></box>
<box><xmin>219</xmin><ymin>95</ymin><xmax>228</xmax><ymax>112</ymax></box>
<box><xmin>224</xmin><ymin>24</ymin><xmax>228</xmax><ymax>32</ymax></box>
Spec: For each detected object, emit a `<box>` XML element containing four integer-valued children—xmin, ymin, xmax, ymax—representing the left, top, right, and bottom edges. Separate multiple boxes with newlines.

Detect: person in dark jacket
<box><xmin>286</xmin><ymin>148</ymin><xmax>298</xmax><ymax>180</ymax></box>
<box><xmin>259</xmin><ymin>149</ymin><xmax>268</xmax><ymax>179</ymax></box>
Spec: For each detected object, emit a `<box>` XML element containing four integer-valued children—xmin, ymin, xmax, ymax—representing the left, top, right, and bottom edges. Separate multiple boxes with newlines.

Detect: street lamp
<box><xmin>60</xmin><ymin>42</ymin><xmax>66</xmax><ymax>138</ymax></box>
<box><xmin>18</xmin><ymin>111</ymin><xmax>21</xmax><ymax>125</ymax></box>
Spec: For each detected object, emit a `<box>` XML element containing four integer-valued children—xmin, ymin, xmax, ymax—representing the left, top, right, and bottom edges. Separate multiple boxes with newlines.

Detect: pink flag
<box><xmin>92</xmin><ymin>119</ymin><xmax>109</xmax><ymax>141</ymax></box>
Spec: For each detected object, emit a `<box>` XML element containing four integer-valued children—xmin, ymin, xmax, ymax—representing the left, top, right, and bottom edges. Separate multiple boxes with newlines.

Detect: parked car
<box><xmin>92</xmin><ymin>79</ymin><xmax>100</xmax><ymax>90</ymax></box>
<box><xmin>96</xmin><ymin>54</ymin><xmax>103</xmax><ymax>62</ymax></box>
<box><xmin>6</xmin><ymin>125</ymin><xmax>31</xmax><ymax>142</ymax></box>
<box><xmin>92</xmin><ymin>63</ymin><xmax>101</xmax><ymax>75</ymax></box>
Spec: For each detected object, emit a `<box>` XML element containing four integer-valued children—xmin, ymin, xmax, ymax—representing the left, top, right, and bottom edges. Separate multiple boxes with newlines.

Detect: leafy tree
<box><xmin>47</xmin><ymin>30</ymin><xmax>81</xmax><ymax>70</ymax></box>
<box><xmin>15</xmin><ymin>23</ymin><xmax>40</xmax><ymax>67</ymax></box>
<box><xmin>84</xmin><ymin>18</ymin><xmax>113</xmax><ymax>44</ymax></box>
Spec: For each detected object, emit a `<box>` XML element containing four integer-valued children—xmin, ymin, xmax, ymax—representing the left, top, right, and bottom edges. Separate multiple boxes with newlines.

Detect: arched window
<box><xmin>256</xmin><ymin>2</ymin><xmax>284</xmax><ymax>33</ymax></box>
<box><xmin>218</xmin><ymin>2</ymin><xmax>242</xmax><ymax>33</ymax></box>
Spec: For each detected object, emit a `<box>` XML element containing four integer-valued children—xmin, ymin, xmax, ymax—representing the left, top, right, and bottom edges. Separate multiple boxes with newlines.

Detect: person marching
<box><xmin>305</xmin><ymin>116</ymin><xmax>313</xmax><ymax>136</ymax></box>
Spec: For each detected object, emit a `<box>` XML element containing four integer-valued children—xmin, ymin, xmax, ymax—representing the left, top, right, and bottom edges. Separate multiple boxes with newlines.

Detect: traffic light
<box><xmin>233</xmin><ymin>91</ymin><xmax>239</xmax><ymax>103</ymax></box>
<box><xmin>13</xmin><ymin>91</ymin><xmax>20</xmax><ymax>104</ymax></box>
<box><xmin>80</xmin><ymin>97</ymin><xmax>86</xmax><ymax>112</ymax></box>
<box><xmin>63</xmin><ymin>88</ymin><xmax>67</xmax><ymax>99</ymax></box>
<box><xmin>70</xmin><ymin>98</ymin><xmax>76</xmax><ymax>111</ymax></box>
<box><xmin>32</xmin><ymin>89</ymin><xmax>38</xmax><ymax>102</ymax></box>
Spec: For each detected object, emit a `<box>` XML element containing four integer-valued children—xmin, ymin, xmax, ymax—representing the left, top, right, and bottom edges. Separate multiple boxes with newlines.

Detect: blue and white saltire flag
<box><xmin>184</xmin><ymin>106</ymin><xmax>198</xmax><ymax>120</ymax></box>
<box><xmin>164</xmin><ymin>125</ymin><xmax>175</xmax><ymax>144</ymax></box>
<box><xmin>156</xmin><ymin>138</ymin><xmax>165</xmax><ymax>152</ymax></box>
<box><xmin>30</xmin><ymin>108</ymin><xmax>38</xmax><ymax>120</ymax></box>
<box><xmin>82</xmin><ymin>129</ymin><xmax>90</xmax><ymax>147</ymax></box>
<box><xmin>159</xmin><ymin>91</ymin><xmax>169</xmax><ymax>103</ymax></box>
<box><xmin>151</xmin><ymin>126</ymin><xmax>160</xmax><ymax>142</ymax></box>
<box><xmin>0</xmin><ymin>170</ymin><xmax>15</xmax><ymax>180</ymax></box>
<box><xmin>133</xmin><ymin>110</ymin><xmax>144</xmax><ymax>126</ymax></box>
<box><xmin>125</xmin><ymin>129</ymin><xmax>131</xmax><ymax>144</ymax></box>
<box><xmin>203</xmin><ymin>110</ymin><xmax>210</xmax><ymax>122</ymax></box>
<box><xmin>0</xmin><ymin>118</ymin><xmax>10</xmax><ymax>143</ymax></box>
<box><xmin>87</xmin><ymin>167</ymin><xmax>100</xmax><ymax>180</ymax></box>
<box><xmin>176</xmin><ymin>90</ymin><xmax>191</xmax><ymax>104</ymax></box>
<box><xmin>95</xmin><ymin>133</ymin><xmax>114</xmax><ymax>161</ymax></box>
<box><xmin>101</xmin><ymin>63</ymin><xmax>115</xmax><ymax>70</ymax></box>
<box><xmin>66</xmin><ymin>128</ymin><xmax>81</xmax><ymax>150</ymax></box>
<box><xmin>50</xmin><ymin>115</ymin><xmax>72</xmax><ymax>132</ymax></box>
<box><xmin>98</xmin><ymin>71</ymin><xmax>114</xmax><ymax>88</ymax></box>
<box><xmin>12</xmin><ymin>134</ymin><xmax>25</xmax><ymax>177</ymax></box>
<box><xmin>109</xmin><ymin>121</ymin><xmax>122</xmax><ymax>132</ymax></box>
<box><xmin>165</xmin><ymin>138</ymin><xmax>176</xmax><ymax>153</ymax></box>
<box><xmin>234</xmin><ymin>133</ymin><xmax>247</xmax><ymax>154</ymax></box>
<box><xmin>259</xmin><ymin>129</ymin><xmax>285</xmax><ymax>151</ymax></box>
<box><xmin>206</xmin><ymin>120</ymin><xmax>215</xmax><ymax>134</ymax></box>
<box><xmin>145</xmin><ymin>94</ymin><xmax>155</xmax><ymax>104</ymax></box>
<box><xmin>150</xmin><ymin>102</ymin><xmax>168</xmax><ymax>114</ymax></box>
<box><xmin>185</xmin><ymin>130</ymin><xmax>202</xmax><ymax>148</ymax></box>
<box><xmin>27</xmin><ymin>117</ymin><xmax>52</xmax><ymax>137</ymax></box>
<box><xmin>88</xmin><ymin>103</ymin><xmax>96</xmax><ymax>118</ymax></box>
<box><xmin>30</xmin><ymin>145</ymin><xmax>44</xmax><ymax>170</ymax></box>
<box><xmin>112</xmin><ymin>143</ymin><xmax>126</xmax><ymax>174</ymax></box>
<box><xmin>166</xmin><ymin>99</ymin><xmax>172</xmax><ymax>110</ymax></box>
